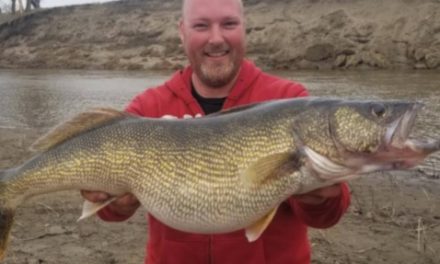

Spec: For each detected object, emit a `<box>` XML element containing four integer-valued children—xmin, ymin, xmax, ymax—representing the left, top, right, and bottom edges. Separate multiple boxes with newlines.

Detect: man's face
<box><xmin>179</xmin><ymin>0</ymin><xmax>246</xmax><ymax>88</ymax></box>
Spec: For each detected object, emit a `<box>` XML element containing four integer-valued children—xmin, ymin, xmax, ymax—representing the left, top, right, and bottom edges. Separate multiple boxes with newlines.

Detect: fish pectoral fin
<box><xmin>245</xmin><ymin>207</ymin><xmax>278</xmax><ymax>242</ymax></box>
<box><xmin>31</xmin><ymin>108</ymin><xmax>132</xmax><ymax>152</ymax></box>
<box><xmin>242</xmin><ymin>153</ymin><xmax>294</xmax><ymax>186</ymax></box>
<box><xmin>77</xmin><ymin>197</ymin><xmax>118</xmax><ymax>222</ymax></box>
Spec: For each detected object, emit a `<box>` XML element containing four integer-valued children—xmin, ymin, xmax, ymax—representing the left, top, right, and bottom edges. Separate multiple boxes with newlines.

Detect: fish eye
<box><xmin>371</xmin><ymin>104</ymin><xmax>386</xmax><ymax>118</ymax></box>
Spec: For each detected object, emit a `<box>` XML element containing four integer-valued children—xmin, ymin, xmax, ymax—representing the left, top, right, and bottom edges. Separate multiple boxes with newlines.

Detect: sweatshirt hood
<box><xmin>164</xmin><ymin>59</ymin><xmax>263</xmax><ymax>110</ymax></box>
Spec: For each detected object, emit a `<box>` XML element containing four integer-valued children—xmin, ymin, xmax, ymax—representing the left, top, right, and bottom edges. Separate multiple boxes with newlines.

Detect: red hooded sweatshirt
<box><xmin>98</xmin><ymin>60</ymin><xmax>351</xmax><ymax>264</ymax></box>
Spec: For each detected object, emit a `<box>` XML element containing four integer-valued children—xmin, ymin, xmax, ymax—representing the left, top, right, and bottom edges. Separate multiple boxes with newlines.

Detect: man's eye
<box><xmin>193</xmin><ymin>24</ymin><xmax>208</xmax><ymax>30</ymax></box>
<box><xmin>224</xmin><ymin>21</ymin><xmax>239</xmax><ymax>29</ymax></box>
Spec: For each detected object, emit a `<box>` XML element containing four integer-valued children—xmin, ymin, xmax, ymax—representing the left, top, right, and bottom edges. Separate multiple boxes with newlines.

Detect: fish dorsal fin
<box><xmin>241</xmin><ymin>152</ymin><xmax>294</xmax><ymax>186</ymax></box>
<box><xmin>245</xmin><ymin>206</ymin><xmax>278</xmax><ymax>242</ymax></box>
<box><xmin>31</xmin><ymin>108</ymin><xmax>129</xmax><ymax>152</ymax></box>
<box><xmin>206</xmin><ymin>101</ymin><xmax>269</xmax><ymax>117</ymax></box>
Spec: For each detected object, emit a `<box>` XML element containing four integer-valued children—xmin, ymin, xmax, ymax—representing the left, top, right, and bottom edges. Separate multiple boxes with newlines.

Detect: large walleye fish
<box><xmin>0</xmin><ymin>97</ymin><xmax>439</xmax><ymax>259</ymax></box>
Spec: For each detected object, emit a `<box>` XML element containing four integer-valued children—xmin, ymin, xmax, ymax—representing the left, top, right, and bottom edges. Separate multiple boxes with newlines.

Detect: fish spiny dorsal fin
<box><xmin>31</xmin><ymin>108</ymin><xmax>130</xmax><ymax>152</ymax></box>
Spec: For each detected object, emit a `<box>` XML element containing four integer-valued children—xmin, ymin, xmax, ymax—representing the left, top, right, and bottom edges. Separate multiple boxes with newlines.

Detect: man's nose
<box><xmin>208</xmin><ymin>25</ymin><xmax>224</xmax><ymax>44</ymax></box>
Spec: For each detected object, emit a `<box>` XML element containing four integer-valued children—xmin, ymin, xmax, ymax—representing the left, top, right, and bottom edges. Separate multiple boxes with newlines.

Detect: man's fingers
<box><xmin>112</xmin><ymin>193</ymin><xmax>140</xmax><ymax>207</ymax></box>
<box><xmin>80</xmin><ymin>190</ymin><xmax>111</xmax><ymax>203</ymax></box>
<box><xmin>312</xmin><ymin>184</ymin><xmax>342</xmax><ymax>198</ymax></box>
<box><xmin>295</xmin><ymin>194</ymin><xmax>326</xmax><ymax>205</ymax></box>
<box><xmin>106</xmin><ymin>193</ymin><xmax>141</xmax><ymax>216</ymax></box>
<box><xmin>294</xmin><ymin>184</ymin><xmax>343</xmax><ymax>205</ymax></box>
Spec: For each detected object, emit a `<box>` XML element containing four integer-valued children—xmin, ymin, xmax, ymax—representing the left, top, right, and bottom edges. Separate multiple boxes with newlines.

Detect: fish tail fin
<box><xmin>0</xmin><ymin>170</ymin><xmax>15</xmax><ymax>260</ymax></box>
<box><xmin>0</xmin><ymin>207</ymin><xmax>14</xmax><ymax>260</ymax></box>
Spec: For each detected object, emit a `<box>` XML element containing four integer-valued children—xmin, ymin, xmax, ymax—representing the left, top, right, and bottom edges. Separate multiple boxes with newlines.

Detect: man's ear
<box><xmin>178</xmin><ymin>19</ymin><xmax>185</xmax><ymax>43</ymax></box>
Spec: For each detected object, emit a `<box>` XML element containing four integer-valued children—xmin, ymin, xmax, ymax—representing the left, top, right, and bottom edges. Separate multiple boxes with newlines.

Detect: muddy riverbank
<box><xmin>0</xmin><ymin>0</ymin><xmax>440</xmax><ymax>71</ymax></box>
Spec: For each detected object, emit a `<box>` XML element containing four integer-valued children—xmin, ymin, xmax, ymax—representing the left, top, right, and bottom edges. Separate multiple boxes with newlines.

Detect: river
<box><xmin>0</xmin><ymin>68</ymin><xmax>439</xmax><ymax>174</ymax></box>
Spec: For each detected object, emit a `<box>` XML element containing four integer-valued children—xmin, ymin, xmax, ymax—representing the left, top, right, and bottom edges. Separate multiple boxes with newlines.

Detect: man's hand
<box><xmin>294</xmin><ymin>184</ymin><xmax>343</xmax><ymax>205</ymax></box>
<box><xmin>80</xmin><ymin>190</ymin><xmax>141</xmax><ymax>217</ymax></box>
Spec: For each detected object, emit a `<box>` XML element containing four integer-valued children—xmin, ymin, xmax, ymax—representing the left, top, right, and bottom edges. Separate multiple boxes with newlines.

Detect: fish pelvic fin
<box><xmin>31</xmin><ymin>108</ymin><xmax>131</xmax><ymax>152</ymax></box>
<box><xmin>245</xmin><ymin>206</ymin><xmax>279</xmax><ymax>242</ymax></box>
<box><xmin>0</xmin><ymin>207</ymin><xmax>15</xmax><ymax>260</ymax></box>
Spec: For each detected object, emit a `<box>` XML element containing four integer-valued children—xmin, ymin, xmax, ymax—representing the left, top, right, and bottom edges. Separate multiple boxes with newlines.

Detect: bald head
<box><xmin>181</xmin><ymin>0</ymin><xmax>244</xmax><ymax>20</ymax></box>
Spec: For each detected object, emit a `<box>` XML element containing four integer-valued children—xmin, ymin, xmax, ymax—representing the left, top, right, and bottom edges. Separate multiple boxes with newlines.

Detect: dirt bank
<box><xmin>0</xmin><ymin>0</ymin><xmax>439</xmax><ymax>70</ymax></box>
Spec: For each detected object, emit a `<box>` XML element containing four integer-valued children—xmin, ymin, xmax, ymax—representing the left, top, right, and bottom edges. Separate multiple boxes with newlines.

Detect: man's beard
<box><xmin>198</xmin><ymin>59</ymin><xmax>239</xmax><ymax>88</ymax></box>
<box><xmin>193</xmin><ymin>46</ymin><xmax>241</xmax><ymax>88</ymax></box>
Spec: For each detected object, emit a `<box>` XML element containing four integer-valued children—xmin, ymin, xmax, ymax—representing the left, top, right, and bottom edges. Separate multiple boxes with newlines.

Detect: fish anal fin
<box><xmin>242</xmin><ymin>153</ymin><xmax>294</xmax><ymax>186</ymax></box>
<box><xmin>77</xmin><ymin>197</ymin><xmax>118</xmax><ymax>222</ymax></box>
<box><xmin>245</xmin><ymin>207</ymin><xmax>278</xmax><ymax>242</ymax></box>
<box><xmin>31</xmin><ymin>108</ymin><xmax>130</xmax><ymax>152</ymax></box>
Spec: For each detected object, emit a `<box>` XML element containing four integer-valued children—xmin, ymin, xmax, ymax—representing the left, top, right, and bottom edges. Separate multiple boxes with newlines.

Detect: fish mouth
<box><xmin>384</xmin><ymin>103</ymin><xmax>421</xmax><ymax>149</ymax></box>
<box><xmin>379</xmin><ymin>103</ymin><xmax>440</xmax><ymax>169</ymax></box>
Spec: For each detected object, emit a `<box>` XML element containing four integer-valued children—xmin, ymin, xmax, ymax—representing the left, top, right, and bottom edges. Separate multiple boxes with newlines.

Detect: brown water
<box><xmin>0</xmin><ymin>68</ymin><xmax>439</xmax><ymax>173</ymax></box>
<box><xmin>0</xmin><ymin>69</ymin><xmax>169</xmax><ymax>129</ymax></box>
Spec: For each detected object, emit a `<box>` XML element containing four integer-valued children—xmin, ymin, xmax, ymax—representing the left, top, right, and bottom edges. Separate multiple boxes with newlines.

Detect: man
<box><xmin>82</xmin><ymin>0</ymin><xmax>350</xmax><ymax>263</ymax></box>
